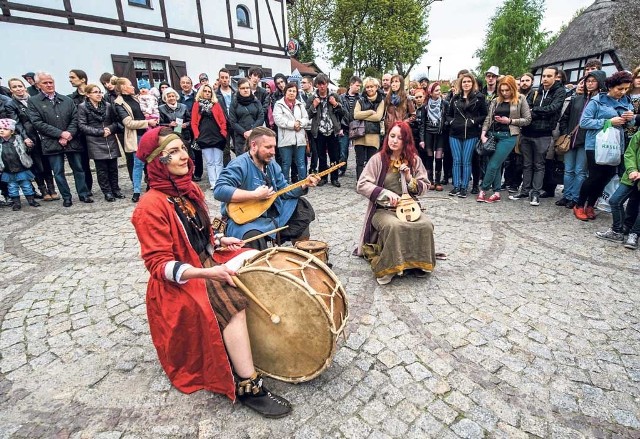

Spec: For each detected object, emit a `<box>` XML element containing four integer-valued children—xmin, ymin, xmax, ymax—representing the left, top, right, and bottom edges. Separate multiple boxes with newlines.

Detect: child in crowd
<box><xmin>0</xmin><ymin>118</ymin><xmax>40</xmax><ymax>211</ymax></box>
<box><xmin>137</xmin><ymin>78</ymin><xmax>160</xmax><ymax>124</ymax></box>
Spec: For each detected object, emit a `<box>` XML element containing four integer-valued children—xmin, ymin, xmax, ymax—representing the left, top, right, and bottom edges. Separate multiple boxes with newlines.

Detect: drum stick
<box><xmin>232</xmin><ymin>275</ymin><xmax>281</xmax><ymax>324</ymax></box>
<box><xmin>219</xmin><ymin>226</ymin><xmax>289</xmax><ymax>250</ymax></box>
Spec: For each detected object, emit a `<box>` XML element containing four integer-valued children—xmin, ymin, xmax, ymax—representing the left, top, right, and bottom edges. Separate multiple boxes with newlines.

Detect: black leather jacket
<box><xmin>159</xmin><ymin>103</ymin><xmax>192</xmax><ymax>143</ymax></box>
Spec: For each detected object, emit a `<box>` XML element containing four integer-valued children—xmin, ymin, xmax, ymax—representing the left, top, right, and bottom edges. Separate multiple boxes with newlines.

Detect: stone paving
<box><xmin>1</xmin><ymin>156</ymin><xmax>639</xmax><ymax>438</ymax></box>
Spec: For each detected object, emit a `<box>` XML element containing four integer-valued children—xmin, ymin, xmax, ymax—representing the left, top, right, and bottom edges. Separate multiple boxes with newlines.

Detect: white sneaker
<box><xmin>376</xmin><ymin>274</ymin><xmax>394</xmax><ymax>285</ymax></box>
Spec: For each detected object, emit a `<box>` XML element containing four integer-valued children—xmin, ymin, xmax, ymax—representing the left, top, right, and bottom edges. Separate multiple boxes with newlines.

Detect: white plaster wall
<box><xmin>200</xmin><ymin>0</ymin><xmax>232</xmax><ymax>39</ymax></box>
<box><xmin>12</xmin><ymin>0</ymin><xmax>63</xmax><ymax>9</ymax></box>
<box><xmin>164</xmin><ymin>0</ymin><xmax>200</xmax><ymax>31</ymax></box>
<box><xmin>69</xmin><ymin>0</ymin><xmax>118</xmax><ymax>19</ymax></box>
<box><xmin>2</xmin><ymin>22</ymin><xmax>290</xmax><ymax>95</ymax></box>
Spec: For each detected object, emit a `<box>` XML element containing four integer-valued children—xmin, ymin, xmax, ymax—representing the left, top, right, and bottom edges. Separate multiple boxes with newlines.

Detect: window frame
<box><xmin>236</xmin><ymin>5</ymin><xmax>251</xmax><ymax>28</ymax></box>
<box><xmin>128</xmin><ymin>0</ymin><xmax>153</xmax><ymax>9</ymax></box>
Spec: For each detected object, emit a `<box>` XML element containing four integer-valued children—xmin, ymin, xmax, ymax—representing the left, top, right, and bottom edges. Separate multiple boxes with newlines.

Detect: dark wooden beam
<box><xmin>225</xmin><ymin>0</ymin><xmax>234</xmax><ymax>48</ymax></box>
<box><xmin>114</xmin><ymin>0</ymin><xmax>126</xmax><ymax>32</ymax></box>
<box><xmin>158</xmin><ymin>0</ymin><xmax>169</xmax><ymax>38</ymax></box>
<box><xmin>62</xmin><ymin>0</ymin><xmax>74</xmax><ymax>25</ymax></box>
<box><xmin>254</xmin><ymin>0</ymin><xmax>262</xmax><ymax>52</ymax></box>
<box><xmin>195</xmin><ymin>0</ymin><xmax>205</xmax><ymax>44</ymax></box>
<box><xmin>0</xmin><ymin>0</ymin><xmax>11</xmax><ymax>16</ymax></box>
<box><xmin>0</xmin><ymin>14</ymin><xmax>288</xmax><ymax>58</ymax></box>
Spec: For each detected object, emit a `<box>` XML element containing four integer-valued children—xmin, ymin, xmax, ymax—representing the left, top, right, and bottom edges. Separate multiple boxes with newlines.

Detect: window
<box><xmin>133</xmin><ymin>58</ymin><xmax>168</xmax><ymax>88</ymax></box>
<box><xmin>129</xmin><ymin>0</ymin><xmax>152</xmax><ymax>8</ymax></box>
<box><xmin>236</xmin><ymin>5</ymin><xmax>250</xmax><ymax>27</ymax></box>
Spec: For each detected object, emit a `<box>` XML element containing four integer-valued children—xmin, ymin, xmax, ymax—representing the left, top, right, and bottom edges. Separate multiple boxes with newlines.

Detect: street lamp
<box><xmin>427</xmin><ymin>66</ymin><xmax>431</xmax><ymax>79</ymax></box>
<box><xmin>437</xmin><ymin>57</ymin><xmax>442</xmax><ymax>80</ymax></box>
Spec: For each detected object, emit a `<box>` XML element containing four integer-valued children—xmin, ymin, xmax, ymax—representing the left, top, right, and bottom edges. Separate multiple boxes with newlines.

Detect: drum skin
<box><xmin>294</xmin><ymin>240</ymin><xmax>329</xmax><ymax>263</ymax></box>
<box><xmin>236</xmin><ymin>247</ymin><xmax>348</xmax><ymax>383</ymax></box>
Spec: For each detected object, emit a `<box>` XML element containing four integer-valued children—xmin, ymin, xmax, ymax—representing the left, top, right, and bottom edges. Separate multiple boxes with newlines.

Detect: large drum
<box><xmin>236</xmin><ymin>247</ymin><xmax>348</xmax><ymax>383</ymax></box>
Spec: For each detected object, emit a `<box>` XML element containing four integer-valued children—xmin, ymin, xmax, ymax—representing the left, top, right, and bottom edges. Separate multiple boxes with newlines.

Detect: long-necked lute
<box><xmin>396</xmin><ymin>166</ymin><xmax>421</xmax><ymax>222</ymax></box>
<box><xmin>227</xmin><ymin>162</ymin><xmax>345</xmax><ymax>225</ymax></box>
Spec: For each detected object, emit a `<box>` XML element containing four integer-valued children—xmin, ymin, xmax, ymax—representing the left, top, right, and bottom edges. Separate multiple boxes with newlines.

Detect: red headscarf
<box><xmin>136</xmin><ymin>128</ymin><xmax>206</xmax><ymax>210</ymax></box>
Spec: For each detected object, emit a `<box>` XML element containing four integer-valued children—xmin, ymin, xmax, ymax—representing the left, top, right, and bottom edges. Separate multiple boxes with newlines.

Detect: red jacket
<box><xmin>131</xmin><ymin>186</ymin><xmax>235</xmax><ymax>400</ymax></box>
<box><xmin>190</xmin><ymin>101</ymin><xmax>228</xmax><ymax>140</ymax></box>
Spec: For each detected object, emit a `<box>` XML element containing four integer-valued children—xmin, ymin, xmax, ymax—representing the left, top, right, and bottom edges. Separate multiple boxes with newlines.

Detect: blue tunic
<box><xmin>213</xmin><ymin>152</ymin><xmax>305</xmax><ymax>239</ymax></box>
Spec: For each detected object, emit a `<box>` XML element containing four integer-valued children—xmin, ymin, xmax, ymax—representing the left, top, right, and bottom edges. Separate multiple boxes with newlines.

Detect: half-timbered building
<box><xmin>1</xmin><ymin>0</ymin><xmax>290</xmax><ymax>93</ymax></box>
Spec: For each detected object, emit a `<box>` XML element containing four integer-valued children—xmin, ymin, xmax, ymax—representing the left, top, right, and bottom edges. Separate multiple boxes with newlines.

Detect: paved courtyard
<box><xmin>1</xmin><ymin>156</ymin><xmax>639</xmax><ymax>438</ymax></box>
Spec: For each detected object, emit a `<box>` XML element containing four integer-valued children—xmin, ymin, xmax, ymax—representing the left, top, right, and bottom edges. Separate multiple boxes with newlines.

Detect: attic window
<box><xmin>236</xmin><ymin>5</ymin><xmax>251</xmax><ymax>28</ymax></box>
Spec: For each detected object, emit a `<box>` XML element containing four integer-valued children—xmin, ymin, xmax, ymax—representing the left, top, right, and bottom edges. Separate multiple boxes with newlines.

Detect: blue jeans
<box><xmin>481</xmin><ymin>132</ymin><xmax>517</xmax><ymax>192</ymax></box>
<box><xmin>562</xmin><ymin>147</ymin><xmax>587</xmax><ymax>202</ymax></box>
<box><xmin>339</xmin><ymin>132</ymin><xmax>349</xmax><ymax>168</ymax></box>
<box><xmin>449</xmin><ymin>136</ymin><xmax>477</xmax><ymax>189</ymax></box>
<box><xmin>48</xmin><ymin>152</ymin><xmax>89</xmax><ymax>200</ymax></box>
<box><xmin>609</xmin><ymin>182</ymin><xmax>640</xmax><ymax>234</ymax></box>
<box><xmin>7</xmin><ymin>178</ymin><xmax>34</xmax><ymax>198</ymax></box>
<box><xmin>132</xmin><ymin>155</ymin><xmax>145</xmax><ymax>194</ymax></box>
<box><xmin>280</xmin><ymin>145</ymin><xmax>307</xmax><ymax>184</ymax></box>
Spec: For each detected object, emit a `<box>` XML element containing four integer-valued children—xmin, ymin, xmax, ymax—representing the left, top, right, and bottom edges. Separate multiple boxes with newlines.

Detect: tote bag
<box><xmin>595</xmin><ymin>120</ymin><xmax>622</xmax><ymax>166</ymax></box>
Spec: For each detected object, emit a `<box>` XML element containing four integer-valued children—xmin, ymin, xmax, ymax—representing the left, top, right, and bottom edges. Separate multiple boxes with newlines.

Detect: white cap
<box><xmin>486</xmin><ymin>66</ymin><xmax>500</xmax><ymax>76</ymax></box>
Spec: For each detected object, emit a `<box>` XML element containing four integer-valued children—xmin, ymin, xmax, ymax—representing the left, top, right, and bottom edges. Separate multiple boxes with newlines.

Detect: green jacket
<box><xmin>621</xmin><ymin>131</ymin><xmax>640</xmax><ymax>189</ymax></box>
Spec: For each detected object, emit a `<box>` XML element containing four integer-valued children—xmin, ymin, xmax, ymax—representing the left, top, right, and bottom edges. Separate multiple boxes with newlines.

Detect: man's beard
<box><xmin>253</xmin><ymin>150</ymin><xmax>274</xmax><ymax>166</ymax></box>
<box><xmin>520</xmin><ymin>84</ymin><xmax>531</xmax><ymax>92</ymax></box>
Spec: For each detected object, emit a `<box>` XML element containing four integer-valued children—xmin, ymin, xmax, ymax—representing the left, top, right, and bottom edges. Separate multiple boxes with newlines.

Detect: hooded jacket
<box><xmin>558</xmin><ymin>70</ymin><xmax>607</xmax><ymax>149</ymax></box>
<box><xmin>521</xmin><ymin>80</ymin><xmax>566</xmax><ymax>137</ymax></box>
<box><xmin>580</xmin><ymin>92</ymin><xmax>635</xmax><ymax>151</ymax></box>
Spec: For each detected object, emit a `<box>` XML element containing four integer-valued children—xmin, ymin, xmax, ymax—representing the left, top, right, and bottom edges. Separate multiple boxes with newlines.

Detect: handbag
<box><xmin>475</xmin><ymin>133</ymin><xmax>496</xmax><ymax>156</ymax></box>
<box><xmin>348</xmin><ymin>120</ymin><xmax>365</xmax><ymax>140</ymax></box>
<box><xmin>595</xmin><ymin>120</ymin><xmax>622</xmax><ymax>166</ymax></box>
<box><xmin>554</xmin><ymin>126</ymin><xmax>578</xmax><ymax>154</ymax></box>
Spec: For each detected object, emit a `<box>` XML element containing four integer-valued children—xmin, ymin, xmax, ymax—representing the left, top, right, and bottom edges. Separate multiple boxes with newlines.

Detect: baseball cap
<box><xmin>199</xmin><ymin>73</ymin><xmax>208</xmax><ymax>81</ymax></box>
<box><xmin>485</xmin><ymin>66</ymin><xmax>500</xmax><ymax>76</ymax></box>
<box><xmin>22</xmin><ymin>72</ymin><xmax>35</xmax><ymax>79</ymax></box>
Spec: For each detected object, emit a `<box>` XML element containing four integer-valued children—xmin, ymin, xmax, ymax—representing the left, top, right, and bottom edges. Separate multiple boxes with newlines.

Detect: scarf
<box><xmin>427</xmin><ymin>98</ymin><xmax>442</xmax><ymax>125</ymax></box>
<box><xmin>85</xmin><ymin>99</ymin><xmax>107</xmax><ymax>122</ymax></box>
<box><xmin>136</xmin><ymin>128</ymin><xmax>205</xmax><ymax>212</ymax></box>
<box><xmin>198</xmin><ymin>99</ymin><xmax>214</xmax><ymax>114</ymax></box>
<box><xmin>236</xmin><ymin>93</ymin><xmax>256</xmax><ymax>106</ymax></box>
<box><xmin>390</xmin><ymin>92</ymin><xmax>400</xmax><ymax>107</ymax></box>
<box><xmin>166</xmin><ymin>102</ymin><xmax>178</xmax><ymax>110</ymax></box>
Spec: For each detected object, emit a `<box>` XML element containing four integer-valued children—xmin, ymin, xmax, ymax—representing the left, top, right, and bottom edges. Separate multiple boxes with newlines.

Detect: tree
<box><xmin>326</xmin><ymin>0</ymin><xmax>430</xmax><ymax>78</ymax></box>
<box><xmin>287</xmin><ymin>0</ymin><xmax>331</xmax><ymax>63</ymax></box>
<box><xmin>338</xmin><ymin>67</ymin><xmax>355</xmax><ymax>88</ymax></box>
<box><xmin>475</xmin><ymin>0</ymin><xmax>550</xmax><ymax>76</ymax></box>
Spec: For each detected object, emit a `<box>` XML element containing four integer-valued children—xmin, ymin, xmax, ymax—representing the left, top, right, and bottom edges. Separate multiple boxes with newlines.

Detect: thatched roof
<box><xmin>532</xmin><ymin>0</ymin><xmax>640</xmax><ymax>70</ymax></box>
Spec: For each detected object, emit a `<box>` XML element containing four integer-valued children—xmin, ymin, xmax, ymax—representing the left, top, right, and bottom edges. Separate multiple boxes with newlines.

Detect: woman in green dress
<box><xmin>355</xmin><ymin>121</ymin><xmax>436</xmax><ymax>285</ymax></box>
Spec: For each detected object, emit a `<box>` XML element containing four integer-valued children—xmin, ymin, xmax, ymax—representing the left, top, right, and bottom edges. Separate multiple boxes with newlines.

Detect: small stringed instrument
<box><xmin>395</xmin><ymin>164</ymin><xmax>421</xmax><ymax>222</ymax></box>
<box><xmin>227</xmin><ymin>162</ymin><xmax>346</xmax><ymax>225</ymax></box>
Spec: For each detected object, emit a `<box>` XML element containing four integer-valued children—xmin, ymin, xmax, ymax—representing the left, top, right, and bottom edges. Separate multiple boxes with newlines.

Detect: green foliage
<box><xmin>475</xmin><ymin>0</ymin><xmax>550</xmax><ymax>76</ymax></box>
<box><xmin>326</xmin><ymin>0</ymin><xmax>430</xmax><ymax>78</ymax></box>
<box><xmin>364</xmin><ymin>66</ymin><xmax>382</xmax><ymax>79</ymax></box>
<box><xmin>338</xmin><ymin>67</ymin><xmax>355</xmax><ymax>88</ymax></box>
<box><xmin>287</xmin><ymin>0</ymin><xmax>331</xmax><ymax>63</ymax></box>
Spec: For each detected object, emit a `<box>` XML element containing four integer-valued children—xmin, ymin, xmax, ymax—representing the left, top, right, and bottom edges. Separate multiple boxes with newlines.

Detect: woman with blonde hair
<box><xmin>384</xmin><ymin>74</ymin><xmax>415</xmax><ymax>133</ymax></box>
<box><xmin>190</xmin><ymin>83</ymin><xmax>228</xmax><ymax>192</ymax></box>
<box><xmin>477</xmin><ymin>75</ymin><xmax>531</xmax><ymax>203</ymax></box>
<box><xmin>113</xmin><ymin>76</ymin><xmax>158</xmax><ymax>202</ymax></box>
<box><xmin>352</xmin><ymin>77</ymin><xmax>386</xmax><ymax>179</ymax></box>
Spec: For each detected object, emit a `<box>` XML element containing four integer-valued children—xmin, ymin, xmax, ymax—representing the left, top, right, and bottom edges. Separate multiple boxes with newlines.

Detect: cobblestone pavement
<box><xmin>1</xmin><ymin>156</ymin><xmax>639</xmax><ymax>438</ymax></box>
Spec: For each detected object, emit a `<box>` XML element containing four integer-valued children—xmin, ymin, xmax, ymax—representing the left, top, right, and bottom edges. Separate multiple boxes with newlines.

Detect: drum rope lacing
<box><xmin>251</xmin><ymin>248</ymin><xmax>349</xmax><ymax>336</ymax></box>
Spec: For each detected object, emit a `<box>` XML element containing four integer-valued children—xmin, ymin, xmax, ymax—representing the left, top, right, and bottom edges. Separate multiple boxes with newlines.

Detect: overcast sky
<box><xmin>315</xmin><ymin>0</ymin><xmax>595</xmax><ymax>81</ymax></box>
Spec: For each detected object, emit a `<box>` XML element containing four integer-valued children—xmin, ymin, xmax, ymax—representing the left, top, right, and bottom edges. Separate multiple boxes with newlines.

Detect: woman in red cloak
<box><xmin>131</xmin><ymin>126</ymin><xmax>291</xmax><ymax>418</ymax></box>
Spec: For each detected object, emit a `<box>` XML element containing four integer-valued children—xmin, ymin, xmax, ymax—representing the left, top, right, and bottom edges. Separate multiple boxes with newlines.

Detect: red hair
<box><xmin>379</xmin><ymin>121</ymin><xmax>419</xmax><ymax>172</ymax></box>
